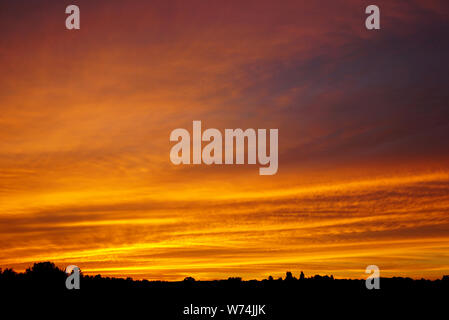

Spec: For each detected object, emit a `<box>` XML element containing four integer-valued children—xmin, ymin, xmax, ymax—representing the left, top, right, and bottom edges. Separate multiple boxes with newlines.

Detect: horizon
<box><xmin>3</xmin><ymin>261</ymin><xmax>448</xmax><ymax>282</ymax></box>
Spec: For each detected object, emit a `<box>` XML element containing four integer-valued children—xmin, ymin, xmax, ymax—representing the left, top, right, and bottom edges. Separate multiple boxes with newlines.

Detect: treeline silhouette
<box><xmin>1</xmin><ymin>261</ymin><xmax>448</xmax><ymax>290</ymax></box>
<box><xmin>2</xmin><ymin>262</ymin><xmax>447</xmax><ymax>317</ymax></box>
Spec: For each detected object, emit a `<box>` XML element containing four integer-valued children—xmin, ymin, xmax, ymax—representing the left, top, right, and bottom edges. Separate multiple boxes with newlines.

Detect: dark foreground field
<box><xmin>1</xmin><ymin>262</ymin><xmax>447</xmax><ymax>318</ymax></box>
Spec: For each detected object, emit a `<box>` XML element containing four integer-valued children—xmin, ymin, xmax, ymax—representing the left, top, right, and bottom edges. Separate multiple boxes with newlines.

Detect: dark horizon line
<box><xmin>1</xmin><ymin>261</ymin><xmax>448</xmax><ymax>283</ymax></box>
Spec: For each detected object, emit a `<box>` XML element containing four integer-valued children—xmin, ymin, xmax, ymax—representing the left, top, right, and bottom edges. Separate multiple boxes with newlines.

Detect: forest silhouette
<box><xmin>1</xmin><ymin>262</ymin><xmax>447</xmax><ymax>317</ymax></box>
<box><xmin>2</xmin><ymin>262</ymin><xmax>447</xmax><ymax>310</ymax></box>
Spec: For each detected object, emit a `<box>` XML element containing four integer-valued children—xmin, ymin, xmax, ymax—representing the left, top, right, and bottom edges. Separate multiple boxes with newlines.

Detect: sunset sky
<box><xmin>1</xmin><ymin>0</ymin><xmax>449</xmax><ymax>280</ymax></box>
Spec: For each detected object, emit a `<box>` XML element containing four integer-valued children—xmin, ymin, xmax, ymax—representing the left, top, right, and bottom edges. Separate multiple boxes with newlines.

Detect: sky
<box><xmin>0</xmin><ymin>0</ymin><xmax>448</xmax><ymax>280</ymax></box>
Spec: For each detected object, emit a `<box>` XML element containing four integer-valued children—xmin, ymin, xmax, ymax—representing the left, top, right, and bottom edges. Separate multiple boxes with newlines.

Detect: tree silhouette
<box><xmin>285</xmin><ymin>271</ymin><xmax>295</xmax><ymax>281</ymax></box>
